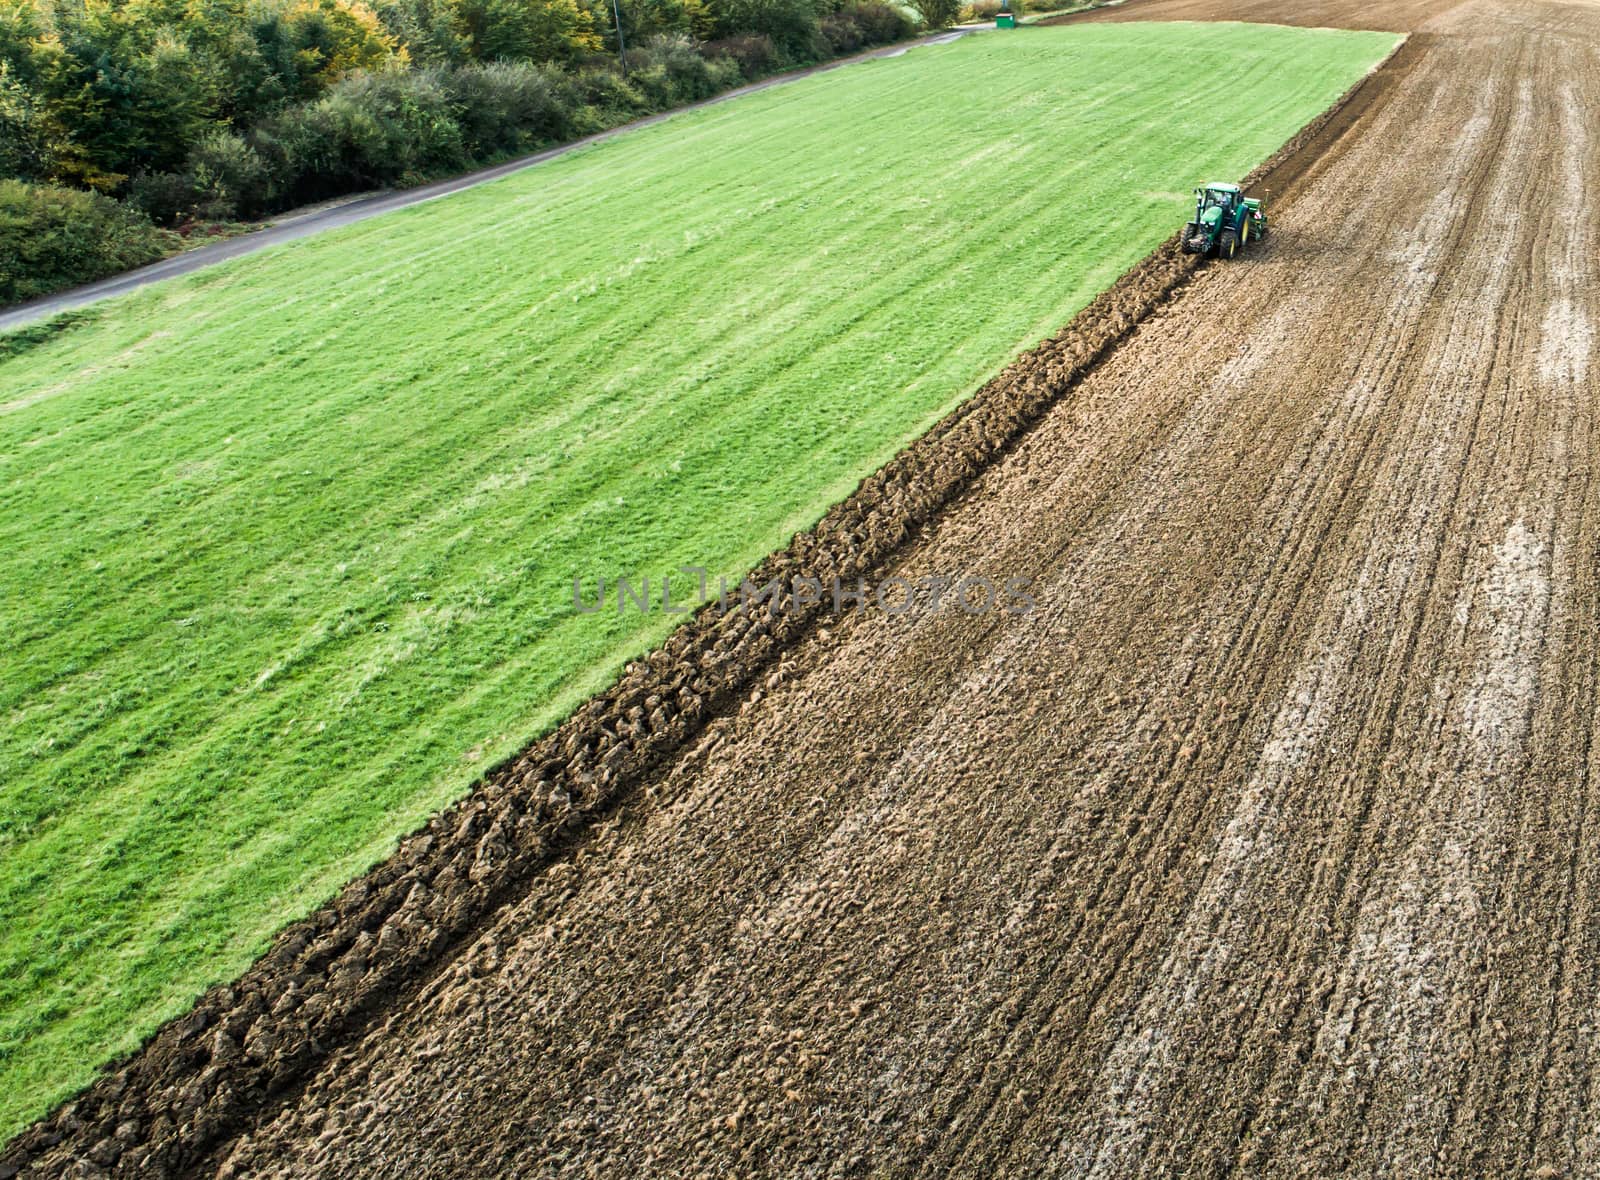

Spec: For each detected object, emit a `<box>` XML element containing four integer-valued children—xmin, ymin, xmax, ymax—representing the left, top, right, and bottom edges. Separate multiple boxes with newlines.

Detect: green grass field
<box><xmin>0</xmin><ymin>21</ymin><xmax>1397</xmax><ymax>1136</ymax></box>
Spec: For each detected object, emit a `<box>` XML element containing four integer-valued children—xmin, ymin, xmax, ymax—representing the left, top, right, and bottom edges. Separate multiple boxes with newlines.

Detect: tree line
<box><xmin>0</xmin><ymin>0</ymin><xmax>949</xmax><ymax>303</ymax></box>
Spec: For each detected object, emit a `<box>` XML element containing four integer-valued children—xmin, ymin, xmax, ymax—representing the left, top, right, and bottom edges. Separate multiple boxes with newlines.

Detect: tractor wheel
<box><xmin>1220</xmin><ymin>230</ymin><xmax>1239</xmax><ymax>260</ymax></box>
<box><xmin>1240</xmin><ymin>219</ymin><xmax>1251</xmax><ymax>248</ymax></box>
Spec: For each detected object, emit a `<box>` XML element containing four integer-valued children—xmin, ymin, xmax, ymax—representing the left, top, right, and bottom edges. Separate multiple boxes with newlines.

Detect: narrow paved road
<box><xmin>187</xmin><ymin>0</ymin><xmax>1600</xmax><ymax>1175</ymax></box>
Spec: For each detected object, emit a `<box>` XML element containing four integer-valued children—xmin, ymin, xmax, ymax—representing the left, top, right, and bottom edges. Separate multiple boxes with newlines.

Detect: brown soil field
<box><xmin>11</xmin><ymin>0</ymin><xmax>1600</xmax><ymax>1175</ymax></box>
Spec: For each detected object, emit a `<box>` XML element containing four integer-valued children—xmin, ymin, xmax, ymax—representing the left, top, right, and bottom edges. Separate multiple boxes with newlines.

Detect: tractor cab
<box><xmin>1181</xmin><ymin>181</ymin><xmax>1268</xmax><ymax>260</ymax></box>
<box><xmin>1196</xmin><ymin>183</ymin><xmax>1240</xmax><ymax>215</ymax></box>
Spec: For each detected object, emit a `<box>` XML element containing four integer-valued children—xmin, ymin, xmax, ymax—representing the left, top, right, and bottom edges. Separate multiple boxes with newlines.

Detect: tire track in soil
<box><xmin>1277</xmin><ymin>53</ymin><xmax>1544</xmax><ymax>1175</ymax></box>
<box><xmin>15</xmin><ymin>0</ymin><xmax>1600</xmax><ymax>1175</ymax></box>
<box><xmin>919</xmin><ymin>35</ymin><xmax>1513</xmax><ymax>1176</ymax></box>
<box><xmin>911</xmin><ymin>24</ymin><xmax>1502</xmax><ymax>1173</ymax></box>
<box><xmin>1523</xmin><ymin>73</ymin><xmax>1600</xmax><ymax>1179</ymax></box>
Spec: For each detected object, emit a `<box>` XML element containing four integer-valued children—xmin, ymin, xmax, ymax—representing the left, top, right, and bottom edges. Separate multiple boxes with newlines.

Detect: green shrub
<box><xmin>607</xmin><ymin>36</ymin><xmax>718</xmax><ymax>106</ymax></box>
<box><xmin>961</xmin><ymin>0</ymin><xmax>1023</xmax><ymax>17</ymax></box>
<box><xmin>702</xmin><ymin>32</ymin><xmax>778</xmax><ymax>77</ymax></box>
<box><xmin>0</xmin><ymin>181</ymin><xmax>173</xmax><ymax>305</ymax></box>
<box><xmin>888</xmin><ymin>0</ymin><xmax>925</xmax><ymax>27</ymax></box>
<box><xmin>264</xmin><ymin>68</ymin><xmax>468</xmax><ymax>201</ymax></box>
<box><xmin>847</xmin><ymin>0</ymin><xmax>915</xmax><ymax>40</ymax></box>
<box><xmin>126</xmin><ymin>170</ymin><xmax>198</xmax><ymax>226</ymax></box>
<box><xmin>572</xmin><ymin>65</ymin><xmax>648</xmax><ymax>116</ymax></box>
<box><xmin>187</xmin><ymin>129</ymin><xmax>273</xmax><ymax>221</ymax></box>
<box><xmin>913</xmin><ymin>0</ymin><xmax>960</xmax><ymax>27</ymax></box>
<box><xmin>712</xmin><ymin>0</ymin><xmax>823</xmax><ymax>58</ymax></box>
<box><xmin>820</xmin><ymin>11</ymin><xmax>863</xmax><ymax>53</ymax></box>
<box><xmin>624</xmin><ymin>61</ymin><xmax>672</xmax><ymax>107</ymax></box>
<box><xmin>640</xmin><ymin>33</ymin><xmax>723</xmax><ymax>101</ymax></box>
<box><xmin>703</xmin><ymin>53</ymin><xmax>745</xmax><ymax>89</ymax></box>
<box><xmin>445</xmin><ymin>60</ymin><xmax>579</xmax><ymax>156</ymax></box>
<box><xmin>125</xmin><ymin>132</ymin><xmax>275</xmax><ymax>226</ymax></box>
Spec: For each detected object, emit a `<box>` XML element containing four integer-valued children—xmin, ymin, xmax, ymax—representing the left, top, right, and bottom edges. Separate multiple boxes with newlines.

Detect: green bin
<box><xmin>996</xmin><ymin>11</ymin><xmax>1016</xmax><ymax>25</ymax></box>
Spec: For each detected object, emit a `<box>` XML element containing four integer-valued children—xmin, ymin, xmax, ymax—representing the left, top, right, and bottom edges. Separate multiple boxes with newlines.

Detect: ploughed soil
<box><xmin>13</xmin><ymin>0</ymin><xmax>1600</xmax><ymax>1175</ymax></box>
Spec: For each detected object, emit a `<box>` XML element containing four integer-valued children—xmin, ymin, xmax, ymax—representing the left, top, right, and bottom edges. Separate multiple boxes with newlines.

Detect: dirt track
<box><xmin>15</xmin><ymin>0</ymin><xmax>1600</xmax><ymax>1175</ymax></box>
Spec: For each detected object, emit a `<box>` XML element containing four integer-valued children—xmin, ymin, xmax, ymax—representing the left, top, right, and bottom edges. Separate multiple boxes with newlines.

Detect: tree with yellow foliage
<box><xmin>285</xmin><ymin>0</ymin><xmax>409</xmax><ymax>85</ymax></box>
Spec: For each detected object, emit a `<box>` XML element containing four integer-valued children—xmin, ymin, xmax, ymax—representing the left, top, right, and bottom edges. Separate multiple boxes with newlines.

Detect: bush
<box><xmin>702</xmin><ymin>52</ymin><xmax>745</xmax><ymax>89</ymax></box>
<box><xmin>820</xmin><ymin>11</ymin><xmax>863</xmax><ymax>52</ymax></box>
<box><xmin>847</xmin><ymin>0</ymin><xmax>915</xmax><ymax>40</ymax></box>
<box><xmin>572</xmin><ymin>65</ymin><xmax>648</xmax><ymax>116</ymax></box>
<box><xmin>0</xmin><ymin>181</ymin><xmax>173</xmax><ymax>305</ymax></box>
<box><xmin>186</xmin><ymin>130</ymin><xmax>273</xmax><ymax>221</ymax></box>
<box><xmin>960</xmin><ymin>0</ymin><xmax>1019</xmax><ymax>17</ymax></box>
<box><xmin>126</xmin><ymin>171</ymin><xmax>199</xmax><ymax>226</ymax></box>
<box><xmin>263</xmin><ymin>68</ymin><xmax>468</xmax><ymax>201</ymax></box>
<box><xmin>125</xmin><ymin>132</ymin><xmax>275</xmax><ymax>225</ymax></box>
<box><xmin>639</xmin><ymin>34</ymin><xmax>723</xmax><ymax>101</ymax></box>
<box><xmin>912</xmin><ymin>0</ymin><xmax>961</xmax><ymax>27</ymax></box>
<box><xmin>711</xmin><ymin>0</ymin><xmax>823</xmax><ymax>58</ymax></box>
<box><xmin>888</xmin><ymin>0</ymin><xmax>925</xmax><ymax>26</ymax></box>
<box><xmin>701</xmin><ymin>33</ymin><xmax>777</xmax><ymax>77</ymax></box>
<box><xmin>610</xmin><ymin>36</ymin><xmax>721</xmax><ymax>107</ymax></box>
<box><xmin>821</xmin><ymin>1</ymin><xmax>909</xmax><ymax>46</ymax></box>
<box><xmin>445</xmin><ymin>60</ymin><xmax>578</xmax><ymax>156</ymax></box>
<box><xmin>623</xmin><ymin>61</ymin><xmax>671</xmax><ymax>107</ymax></box>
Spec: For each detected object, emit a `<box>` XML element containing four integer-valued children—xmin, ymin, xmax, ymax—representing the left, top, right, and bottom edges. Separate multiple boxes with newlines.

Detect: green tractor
<box><xmin>1181</xmin><ymin>182</ymin><xmax>1267</xmax><ymax>259</ymax></box>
